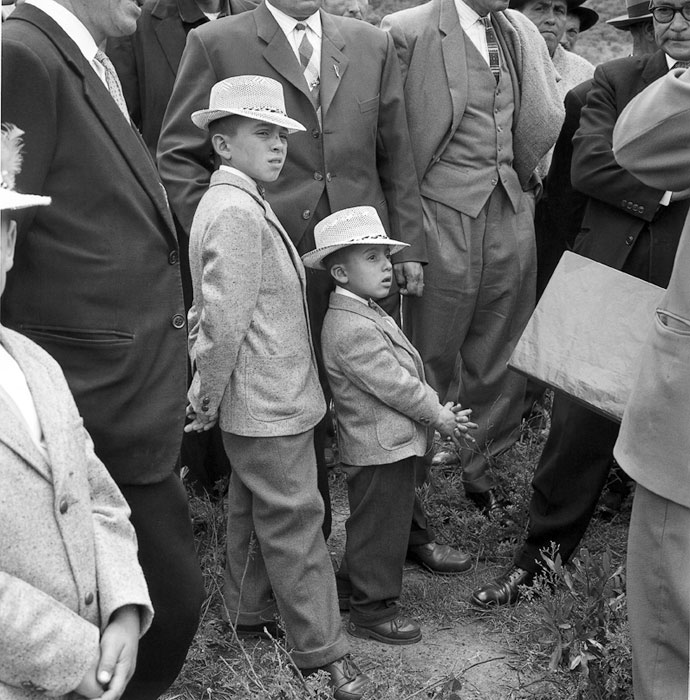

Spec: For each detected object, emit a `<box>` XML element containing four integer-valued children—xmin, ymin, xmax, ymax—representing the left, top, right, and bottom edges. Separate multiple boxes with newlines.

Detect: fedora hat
<box><xmin>570</xmin><ymin>4</ymin><xmax>598</xmax><ymax>31</ymax></box>
<box><xmin>0</xmin><ymin>125</ymin><xmax>51</xmax><ymax>211</ymax></box>
<box><xmin>191</xmin><ymin>75</ymin><xmax>306</xmax><ymax>133</ymax></box>
<box><xmin>607</xmin><ymin>0</ymin><xmax>653</xmax><ymax>28</ymax></box>
<box><xmin>301</xmin><ymin>206</ymin><xmax>409</xmax><ymax>270</ymax></box>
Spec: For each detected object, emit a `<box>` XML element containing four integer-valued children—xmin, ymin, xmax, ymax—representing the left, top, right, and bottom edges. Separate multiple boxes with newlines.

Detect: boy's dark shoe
<box><xmin>304</xmin><ymin>655</ymin><xmax>371</xmax><ymax>700</ymax></box>
<box><xmin>407</xmin><ymin>542</ymin><xmax>472</xmax><ymax>573</ymax></box>
<box><xmin>348</xmin><ymin>615</ymin><xmax>422</xmax><ymax>645</ymax></box>
<box><xmin>469</xmin><ymin>566</ymin><xmax>534</xmax><ymax>608</ymax></box>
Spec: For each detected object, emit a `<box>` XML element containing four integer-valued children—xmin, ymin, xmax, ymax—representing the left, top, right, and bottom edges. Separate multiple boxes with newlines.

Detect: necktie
<box><xmin>94</xmin><ymin>50</ymin><xmax>130</xmax><ymax>122</ymax></box>
<box><xmin>481</xmin><ymin>16</ymin><xmax>501</xmax><ymax>84</ymax></box>
<box><xmin>673</xmin><ymin>61</ymin><xmax>690</xmax><ymax>70</ymax></box>
<box><xmin>294</xmin><ymin>23</ymin><xmax>320</xmax><ymax>109</ymax></box>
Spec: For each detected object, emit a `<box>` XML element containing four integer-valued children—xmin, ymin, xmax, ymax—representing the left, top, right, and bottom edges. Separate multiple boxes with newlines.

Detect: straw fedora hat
<box><xmin>302</xmin><ymin>206</ymin><xmax>409</xmax><ymax>270</ymax></box>
<box><xmin>1</xmin><ymin>125</ymin><xmax>51</xmax><ymax>211</ymax></box>
<box><xmin>607</xmin><ymin>0</ymin><xmax>653</xmax><ymax>28</ymax></box>
<box><xmin>191</xmin><ymin>75</ymin><xmax>306</xmax><ymax>133</ymax></box>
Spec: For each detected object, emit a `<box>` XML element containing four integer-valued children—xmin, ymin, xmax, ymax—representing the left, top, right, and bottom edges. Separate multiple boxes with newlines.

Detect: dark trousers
<box><xmin>119</xmin><ymin>473</ymin><xmax>206</xmax><ymax>700</ymax></box>
<box><xmin>337</xmin><ymin>457</ymin><xmax>416</xmax><ymax>626</ymax></box>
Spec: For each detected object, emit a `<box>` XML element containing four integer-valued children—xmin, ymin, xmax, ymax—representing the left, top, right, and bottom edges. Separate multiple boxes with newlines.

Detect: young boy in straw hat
<box><xmin>184</xmin><ymin>76</ymin><xmax>369</xmax><ymax>699</ymax></box>
<box><xmin>0</xmin><ymin>124</ymin><xmax>153</xmax><ymax>700</ymax></box>
<box><xmin>303</xmin><ymin>206</ymin><xmax>477</xmax><ymax>645</ymax></box>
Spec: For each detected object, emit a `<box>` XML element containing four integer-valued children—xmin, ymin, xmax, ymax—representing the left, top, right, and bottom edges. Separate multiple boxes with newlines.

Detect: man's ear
<box><xmin>330</xmin><ymin>263</ymin><xmax>348</xmax><ymax>285</ymax></box>
<box><xmin>211</xmin><ymin>133</ymin><xmax>231</xmax><ymax>161</ymax></box>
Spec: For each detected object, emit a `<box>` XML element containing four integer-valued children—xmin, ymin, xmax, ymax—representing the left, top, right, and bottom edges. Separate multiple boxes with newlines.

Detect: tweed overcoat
<box><xmin>0</xmin><ymin>327</ymin><xmax>153</xmax><ymax>700</ymax></box>
<box><xmin>1</xmin><ymin>4</ymin><xmax>188</xmax><ymax>485</ymax></box>
<box><xmin>187</xmin><ymin>170</ymin><xmax>325</xmax><ymax>435</ymax></box>
<box><xmin>321</xmin><ymin>293</ymin><xmax>441</xmax><ymax>466</ymax></box>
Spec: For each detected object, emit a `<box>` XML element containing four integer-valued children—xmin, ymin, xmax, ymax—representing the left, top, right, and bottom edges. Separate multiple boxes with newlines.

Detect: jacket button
<box><xmin>302</xmin><ymin>209</ymin><xmax>311</xmax><ymax>220</ymax></box>
<box><xmin>168</xmin><ymin>250</ymin><xmax>179</xmax><ymax>265</ymax></box>
<box><xmin>625</xmin><ymin>235</ymin><xmax>634</xmax><ymax>245</ymax></box>
<box><xmin>326</xmin><ymin>173</ymin><xmax>332</xmax><ymax>182</ymax></box>
<box><xmin>172</xmin><ymin>314</ymin><xmax>185</xmax><ymax>329</ymax></box>
<box><xmin>491</xmin><ymin>178</ymin><xmax>498</xmax><ymax>186</ymax></box>
<box><xmin>621</xmin><ymin>199</ymin><xmax>627</xmax><ymax>207</ymax></box>
<box><xmin>311</xmin><ymin>129</ymin><xmax>320</xmax><ymax>138</ymax></box>
<box><xmin>85</xmin><ymin>592</ymin><xmax>94</xmax><ymax>605</ymax></box>
<box><xmin>639</xmin><ymin>205</ymin><xmax>645</xmax><ymax>214</ymax></box>
<box><xmin>59</xmin><ymin>499</ymin><xmax>68</xmax><ymax>514</ymax></box>
<box><xmin>313</xmin><ymin>171</ymin><xmax>323</xmax><ymax>181</ymax></box>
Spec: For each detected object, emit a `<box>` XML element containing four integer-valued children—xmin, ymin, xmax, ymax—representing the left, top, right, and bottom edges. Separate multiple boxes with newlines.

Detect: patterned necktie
<box><xmin>94</xmin><ymin>50</ymin><xmax>130</xmax><ymax>122</ymax></box>
<box><xmin>294</xmin><ymin>23</ymin><xmax>320</xmax><ymax>109</ymax></box>
<box><xmin>481</xmin><ymin>16</ymin><xmax>501</xmax><ymax>84</ymax></box>
<box><xmin>673</xmin><ymin>61</ymin><xmax>690</xmax><ymax>70</ymax></box>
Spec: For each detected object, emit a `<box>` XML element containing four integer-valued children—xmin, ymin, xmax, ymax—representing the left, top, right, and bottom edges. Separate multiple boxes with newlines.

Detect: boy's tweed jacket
<box><xmin>322</xmin><ymin>292</ymin><xmax>441</xmax><ymax>466</ymax></box>
<box><xmin>0</xmin><ymin>327</ymin><xmax>153</xmax><ymax>699</ymax></box>
<box><xmin>187</xmin><ymin>170</ymin><xmax>325</xmax><ymax>435</ymax></box>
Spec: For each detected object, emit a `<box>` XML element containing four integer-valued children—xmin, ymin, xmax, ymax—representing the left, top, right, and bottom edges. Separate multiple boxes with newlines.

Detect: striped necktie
<box><xmin>481</xmin><ymin>16</ymin><xmax>501</xmax><ymax>84</ymax></box>
<box><xmin>295</xmin><ymin>23</ymin><xmax>320</xmax><ymax>109</ymax></box>
<box><xmin>95</xmin><ymin>50</ymin><xmax>130</xmax><ymax>122</ymax></box>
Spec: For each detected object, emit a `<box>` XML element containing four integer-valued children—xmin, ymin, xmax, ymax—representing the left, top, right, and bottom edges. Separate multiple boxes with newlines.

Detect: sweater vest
<box><xmin>420</xmin><ymin>32</ymin><xmax>522</xmax><ymax>218</ymax></box>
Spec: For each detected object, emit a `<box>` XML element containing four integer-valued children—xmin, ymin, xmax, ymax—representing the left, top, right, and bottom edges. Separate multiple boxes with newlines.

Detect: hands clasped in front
<box><xmin>435</xmin><ymin>401</ymin><xmax>478</xmax><ymax>447</ymax></box>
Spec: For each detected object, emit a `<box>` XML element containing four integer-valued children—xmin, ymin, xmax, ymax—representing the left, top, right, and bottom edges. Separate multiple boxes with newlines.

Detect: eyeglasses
<box><xmin>649</xmin><ymin>3</ymin><xmax>690</xmax><ymax>22</ymax></box>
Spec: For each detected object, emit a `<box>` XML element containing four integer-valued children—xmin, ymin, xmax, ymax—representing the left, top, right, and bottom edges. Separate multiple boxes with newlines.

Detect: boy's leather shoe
<box><xmin>407</xmin><ymin>542</ymin><xmax>472</xmax><ymax>573</ymax></box>
<box><xmin>469</xmin><ymin>566</ymin><xmax>534</xmax><ymax>608</ymax></box>
<box><xmin>348</xmin><ymin>615</ymin><xmax>422</xmax><ymax>645</ymax></box>
<box><xmin>307</xmin><ymin>655</ymin><xmax>371</xmax><ymax>700</ymax></box>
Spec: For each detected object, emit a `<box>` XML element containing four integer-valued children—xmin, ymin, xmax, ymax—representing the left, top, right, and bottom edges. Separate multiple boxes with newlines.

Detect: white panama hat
<box><xmin>191</xmin><ymin>75</ymin><xmax>306</xmax><ymax>133</ymax></box>
<box><xmin>1</xmin><ymin>125</ymin><xmax>51</xmax><ymax>211</ymax></box>
<box><xmin>302</xmin><ymin>206</ymin><xmax>409</xmax><ymax>270</ymax></box>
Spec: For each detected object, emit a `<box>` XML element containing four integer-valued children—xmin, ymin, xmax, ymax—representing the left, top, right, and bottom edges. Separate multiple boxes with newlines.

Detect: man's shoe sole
<box><xmin>347</xmin><ymin>622</ymin><xmax>422</xmax><ymax>645</ymax></box>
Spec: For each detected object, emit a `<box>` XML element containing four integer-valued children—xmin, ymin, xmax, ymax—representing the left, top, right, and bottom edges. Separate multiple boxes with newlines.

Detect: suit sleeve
<box><xmin>330</xmin><ymin>324</ymin><xmax>441</xmax><ymax>425</ymax></box>
<box><xmin>613</xmin><ymin>68</ymin><xmax>690</xmax><ymax>192</ymax></box>
<box><xmin>157</xmin><ymin>29</ymin><xmax>218</xmax><ymax>237</ymax></box>
<box><xmin>188</xmin><ymin>204</ymin><xmax>263</xmax><ymax>416</ymax></box>
<box><xmin>571</xmin><ymin>62</ymin><xmax>665</xmax><ymax>224</ymax></box>
<box><xmin>379</xmin><ymin>15</ymin><xmax>410</xmax><ymax>84</ymax></box>
<box><xmin>375</xmin><ymin>31</ymin><xmax>426</xmax><ymax>264</ymax></box>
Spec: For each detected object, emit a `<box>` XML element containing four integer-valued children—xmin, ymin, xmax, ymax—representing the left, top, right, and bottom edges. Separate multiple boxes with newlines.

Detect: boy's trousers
<box><xmin>337</xmin><ymin>457</ymin><xmax>416</xmax><ymax>626</ymax></box>
<box><xmin>221</xmin><ymin>429</ymin><xmax>349</xmax><ymax>668</ymax></box>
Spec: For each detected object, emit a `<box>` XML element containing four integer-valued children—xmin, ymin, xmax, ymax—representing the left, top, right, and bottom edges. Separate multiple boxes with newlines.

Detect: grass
<box><xmin>164</xmin><ymin>392</ymin><xmax>633</xmax><ymax>699</ymax></box>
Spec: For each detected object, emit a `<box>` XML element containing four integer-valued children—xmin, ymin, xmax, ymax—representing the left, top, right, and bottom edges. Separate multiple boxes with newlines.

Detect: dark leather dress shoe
<box><xmin>466</xmin><ymin>489</ymin><xmax>510</xmax><ymax>520</ymax></box>
<box><xmin>407</xmin><ymin>542</ymin><xmax>472</xmax><ymax>574</ymax></box>
<box><xmin>309</xmin><ymin>655</ymin><xmax>371</xmax><ymax>700</ymax></box>
<box><xmin>348</xmin><ymin>614</ymin><xmax>422</xmax><ymax>645</ymax></box>
<box><xmin>470</xmin><ymin>566</ymin><xmax>534</xmax><ymax>608</ymax></box>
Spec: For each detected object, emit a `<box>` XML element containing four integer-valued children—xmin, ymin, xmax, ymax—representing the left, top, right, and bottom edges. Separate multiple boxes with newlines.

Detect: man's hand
<box><xmin>393</xmin><ymin>261</ymin><xmax>424</xmax><ymax>297</ymax></box>
<box><xmin>670</xmin><ymin>187</ymin><xmax>690</xmax><ymax>202</ymax></box>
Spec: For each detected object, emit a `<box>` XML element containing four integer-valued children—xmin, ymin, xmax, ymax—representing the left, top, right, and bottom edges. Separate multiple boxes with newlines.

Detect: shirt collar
<box><xmin>335</xmin><ymin>286</ymin><xmax>369</xmax><ymax>305</ymax></box>
<box><xmin>177</xmin><ymin>0</ymin><xmax>230</xmax><ymax>24</ymax></box>
<box><xmin>219</xmin><ymin>164</ymin><xmax>257</xmax><ymax>187</ymax></box>
<box><xmin>265</xmin><ymin>0</ymin><xmax>322</xmax><ymax>38</ymax></box>
<box><xmin>454</xmin><ymin>0</ymin><xmax>484</xmax><ymax>30</ymax></box>
<box><xmin>25</xmin><ymin>0</ymin><xmax>99</xmax><ymax>61</ymax></box>
<box><xmin>665</xmin><ymin>53</ymin><xmax>681</xmax><ymax>70</ymax></box>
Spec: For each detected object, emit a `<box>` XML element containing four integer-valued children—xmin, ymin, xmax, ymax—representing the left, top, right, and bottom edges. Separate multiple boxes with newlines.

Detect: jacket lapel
<box><xmin>439</xmin><ymin>0</ymin><xmax>468</xmax><ymax>140</ymax></box>
<box><xmin>319</xmin><ymin>12</ymin><xmax>348</xmax><ymax>118</ymax></box>
<box><xmin>642</xmin><ymin>50</ymin><xmax>671</xmax><ymax>86</ymax></box>
<box><xmin>153</xmin><ymin>12</ymin><xmax>189</xmax><ymax>75</ymax></box>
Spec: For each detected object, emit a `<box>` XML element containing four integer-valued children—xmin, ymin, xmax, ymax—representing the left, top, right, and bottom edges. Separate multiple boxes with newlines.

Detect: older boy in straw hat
<box><xmin>0</xmin><ymin>124</ymin><xmax>153</xmax><ymax>700</ymax></box>
<box><xmin>184</xmin><ymin>76</ymin><xmax>369</xmax><ymax>699</ymax></box>
<box><xmin>303</xmin><ymin>207</ymin><xmax>476</xmax><ymax>645</ymax></box>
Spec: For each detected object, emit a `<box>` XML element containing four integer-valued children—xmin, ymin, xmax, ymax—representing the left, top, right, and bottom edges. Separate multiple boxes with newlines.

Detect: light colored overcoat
<box><xmin>612</xmin><ymin>68</ymin><xmax>690</xmax><ymax>509</ymax></box>
<box><xmin>187</xmin><ymin>170</ymin><xmax>325</xmax><ymax>435</ymax></box>
<box><xmin>322</xmin><ymin>292</ymin><xmax>441</xmax><ymax>466</ymax></box>
<box><xmin>0</xmin><ymin>327</ymin><xmax>153</xmax><ymax>699</ymax></box>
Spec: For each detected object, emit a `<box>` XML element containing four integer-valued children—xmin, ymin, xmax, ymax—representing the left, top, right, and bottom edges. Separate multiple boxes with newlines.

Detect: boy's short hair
<box><xmin>322</xmin><ymin>245</ymin><xmax>354</xmax><ymax>276</ymax></box>
<box><xmin>209</xmin><ymin>114</ymin><xmax>242</xmax><ymax>139</ymax></box>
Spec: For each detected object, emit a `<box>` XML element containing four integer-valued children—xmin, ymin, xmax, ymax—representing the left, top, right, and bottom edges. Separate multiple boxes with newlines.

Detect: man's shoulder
<box><xmin>595</xmin><ymin>52</ymin><xmax>658</xmax><ymax>83</ymax></box>
<box><xmin>191</xmin><ymin>5</ymin><xmax>256</xmax><ymax>40</ymax></box>
<box><xmin>383</xmin><ymin>0</ymin><xmax>439</xmax><ymax>30</ymax></box>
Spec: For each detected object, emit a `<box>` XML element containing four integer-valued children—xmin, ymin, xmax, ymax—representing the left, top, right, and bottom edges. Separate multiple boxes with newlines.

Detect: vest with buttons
<box><xmin>420</xmin><ymin>31</ymin><xmax>522</xmax><ymax>218</ymax></box>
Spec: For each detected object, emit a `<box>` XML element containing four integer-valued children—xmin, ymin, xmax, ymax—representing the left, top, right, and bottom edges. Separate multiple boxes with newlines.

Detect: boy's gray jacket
<box><xmin>187</xmin><ymin>170</ymin><xmax>325</xmax><ymax>435</ymax></box>
<box><xmin>322</xmin><ymin>292</ymin><xmax>441</xmax><ymax>466</ymax></box>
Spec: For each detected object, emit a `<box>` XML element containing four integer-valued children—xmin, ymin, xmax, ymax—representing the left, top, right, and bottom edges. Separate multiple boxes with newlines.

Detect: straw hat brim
<box><xmin>607</xmin><ymin>11</ymin><xmax>653</xmax><ymax>27</ymax></box>
<box><xmin>0</xmin><ymin>190</ymin><xmax>51</xmax><ymax>211</ymax></box>
<box><xmin>302</xmin><ymin>238</ymin><xmax>410</xmax><ymax>271</ymax></box>
<box><xmin>191</xmin><ymin>107</ymin><xmax>306</xmax><ymax>133</ymax></box>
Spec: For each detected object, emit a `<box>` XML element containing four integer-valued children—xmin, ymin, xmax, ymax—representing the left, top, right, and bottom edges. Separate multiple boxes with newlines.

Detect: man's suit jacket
<box><xmin>322</xmin><ymin>292</ymin><xmax>440</xmax><ymax>466</ymax></box>
<box><xmin>571</xmin><ymin>51</ymin><xmax>689</xmax><ymax>285</ymax></box>
<box><xmin>106</xmin><ymin>0</ymin><xmax>257</xmax><ymax>157</ymax></box>
<box><xmin>1</xmin><ymin>5</ymin><xmax>188</xmax><ymax>485</ymax></box>
<box><xmin>157</xmin><ymin>2</ymin><xmax>424</xmax><ymax>261</ymax></box>
<box><xmin>381</xmin><ymin>0</ymin><xmax>563</xmax><ymax>191</ymax></box>
<box><xmin>187</xmin><ymin>170</ymin><xmax>325</xmax><ymax>436</ymax></box>
<box><xmin>613</xmin><ymin>67</ymin><xmax>690</xmax><ymax>508</ymax></box>
<box><xmin>0</xmin><ymin>327</ymin><xmax>153</xmax><ymax>700</ymax></box>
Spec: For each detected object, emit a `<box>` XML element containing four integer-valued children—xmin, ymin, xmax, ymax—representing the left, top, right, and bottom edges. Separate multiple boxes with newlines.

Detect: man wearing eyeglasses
<box><xmin>471</xmin><ymin>0</ymin><xmax>690</xmax><ymax>608</ymax></box>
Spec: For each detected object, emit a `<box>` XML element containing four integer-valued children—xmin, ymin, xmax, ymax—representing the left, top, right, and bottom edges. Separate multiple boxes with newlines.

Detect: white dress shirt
<box><xmin>454</xmin><ymin>0</ymin><xmax>491</xmax><ymax>67</ymax></box>
<box><xmin>265</xmin><ymin>0</ymin><xmax>322</xmax><ymax>72</ymax></box>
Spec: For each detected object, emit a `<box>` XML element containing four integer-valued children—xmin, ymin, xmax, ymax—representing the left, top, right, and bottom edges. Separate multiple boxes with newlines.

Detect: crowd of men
<box><xmin>1</xmin><ymin>0</ymin><xmax>689</xmax><ymax>696</ymax></box>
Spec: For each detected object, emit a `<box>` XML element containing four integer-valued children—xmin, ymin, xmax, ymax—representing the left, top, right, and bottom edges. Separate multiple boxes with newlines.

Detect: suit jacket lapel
<box><xmin>642</xmin><ymin>50</ymin><xmax>670</xmax><ymax>86</ymax></box>
<box><xmin>319</xmin><ymin>12</ymin><xmax>348</xmax><ymax>118</ymax></box>
<box><xmin>439</xmin><ymin>0</ymin><xmax>468</xmax><ymax>138</ymax></box>
<box><xmin>153</xmin><ymin>13</ymin><xmax>189</xmax><ymax>75</ymax></box>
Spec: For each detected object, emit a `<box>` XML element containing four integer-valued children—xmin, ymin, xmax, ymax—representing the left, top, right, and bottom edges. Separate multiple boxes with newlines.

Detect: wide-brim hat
<box><xmin>302</xmin><ymin>206</ymin><xmax>409</xmax><ymax>270</ymax></box>
<box><xmin>570</xmin><ymin>4</ymin><xmax>598</xmax><ymax>31</ymax></box>
<box><xmin>1</xmin><ymin>125</ymin><xmax>51</xmax><ymax>211</ymax></box>
<box><xmin>191</xmin><ymin>75</ymin><xmax>306</xmax><ymax>133</ymax></box>
<box><xmin>607</xmin><ymin>0</ymin><xmax>653</xmax><ymax>28</ymax></box>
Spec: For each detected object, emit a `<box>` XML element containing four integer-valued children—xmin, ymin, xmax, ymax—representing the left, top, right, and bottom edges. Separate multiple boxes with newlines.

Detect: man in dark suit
<box><xmin>471</xmin><ymin>17</ymin><xmax>690</xmax><ymax>607</ymax></box>
<box><xmin>1</xmin><ymin>0</ymin><xmax>206</xmax><ymax>695</ymax></box>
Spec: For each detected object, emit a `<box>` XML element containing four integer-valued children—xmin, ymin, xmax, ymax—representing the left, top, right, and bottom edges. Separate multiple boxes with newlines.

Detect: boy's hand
<box><xmin>451</xmin><ymin>405</ymin><xmax>478</xmax><ymax>442</ymax></box>
<box><xmin>434</xmin><ymin>402</ymin><xmax>459</xmax><ymax>440</ymax></box>
<box><xmin>75</xmin><ymin>656</ymin><xmax>103</xmax><ymax>698</ymax></box>
<box><xmin>184</xmin><ymin>403</ymin><xmax>218</xmax><ymax>433</ymax></box>
<box><xmin>95</xmin><ymin>605</ymin><xmax>140</xmax><ymax>700</ymax></box>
